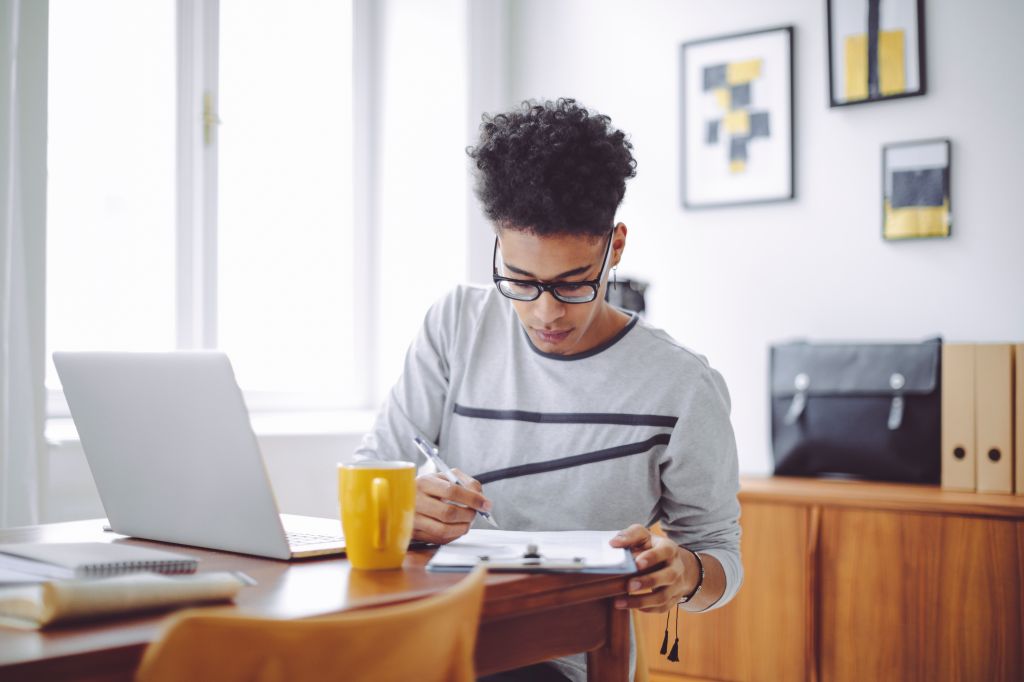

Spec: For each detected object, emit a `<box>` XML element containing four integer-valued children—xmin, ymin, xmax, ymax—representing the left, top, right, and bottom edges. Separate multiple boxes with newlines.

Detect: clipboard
<box><xmin>426</xmin><ymin>529</ymin><xmax>637</xmax><ymax>574</ymax></box>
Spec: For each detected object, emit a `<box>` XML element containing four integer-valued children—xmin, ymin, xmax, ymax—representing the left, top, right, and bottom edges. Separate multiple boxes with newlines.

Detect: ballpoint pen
<box><xmin>412</xmin><ymin>436</ymin><xmax>499</xmax><ymax>528</ymax></box>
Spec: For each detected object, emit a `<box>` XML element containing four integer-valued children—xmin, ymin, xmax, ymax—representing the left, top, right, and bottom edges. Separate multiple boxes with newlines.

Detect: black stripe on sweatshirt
<box><xmin>453</xmin><ymin>404</ymin><xmax>678</xmax><ymax>428</ymax></box>
<box><xmin>474</xmin><ymin>434</ymin><xmax>672</xmax><ymax>484</ymax></box>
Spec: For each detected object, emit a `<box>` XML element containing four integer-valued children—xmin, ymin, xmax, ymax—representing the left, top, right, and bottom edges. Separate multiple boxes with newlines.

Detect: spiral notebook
<box><xmin>0</xmin><ymin>542</ymin><xmax>198</xmax><ymax>583</ymax></box>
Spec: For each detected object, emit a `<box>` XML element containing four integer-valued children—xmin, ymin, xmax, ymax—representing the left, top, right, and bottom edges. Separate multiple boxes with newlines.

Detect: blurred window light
<box><xmin>46</xmin><ymin>0</ymin><xmax>178</xmax><ymax>390</ymax></box>
<box><xmin>218</xmin><ymin>0</ymin><xmax>355</xmax><ymax>406</ymax></box>
<box><xmin>46</xmin><ymin>0</ymin><xmax>356</xmax><ymax>412</ymax></box>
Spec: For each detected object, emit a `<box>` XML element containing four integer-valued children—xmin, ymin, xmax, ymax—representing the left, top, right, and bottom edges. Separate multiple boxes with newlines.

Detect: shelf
<box><xmin>740</xmin><ymin>475</ymin><xmax>1024</xmax><ymax>520</ymax></box>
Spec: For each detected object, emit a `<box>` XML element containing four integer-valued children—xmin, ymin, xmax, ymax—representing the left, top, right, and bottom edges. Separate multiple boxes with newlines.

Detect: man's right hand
<box><xmin>413</xmin><ymin>469</ymin><xmax>492</xmax><ymax>544</ymax></box>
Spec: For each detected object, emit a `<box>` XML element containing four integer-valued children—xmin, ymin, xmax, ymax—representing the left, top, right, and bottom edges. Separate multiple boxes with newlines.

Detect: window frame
<box><xmin>45</xmin><ymin>0</ymin><xmax>376</xmax><ymax>420</ymax></box>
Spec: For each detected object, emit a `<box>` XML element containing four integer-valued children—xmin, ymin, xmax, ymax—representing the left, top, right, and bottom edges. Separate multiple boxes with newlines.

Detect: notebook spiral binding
<box><xmin>79</xmin><ymin>560</ymin><xmax>198</xmax><ymax>578</ymax></box>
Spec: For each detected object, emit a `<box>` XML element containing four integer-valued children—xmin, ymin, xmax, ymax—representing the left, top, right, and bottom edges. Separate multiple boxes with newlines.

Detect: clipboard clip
<box><xmin>473</xmin><ymin>543</ymin><xmax>587</xmax><ymax>567</ymax></box>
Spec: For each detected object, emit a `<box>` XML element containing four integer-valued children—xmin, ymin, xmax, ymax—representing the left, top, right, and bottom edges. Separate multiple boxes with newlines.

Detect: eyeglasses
<box><xmin>492</xmin><ymin>229</ymin><xmax>614</xmax><ymax>304</ymax></box>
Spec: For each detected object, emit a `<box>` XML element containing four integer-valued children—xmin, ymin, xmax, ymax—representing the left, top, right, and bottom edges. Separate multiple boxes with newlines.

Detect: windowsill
<box><xmin>45</xmin><ymin>409</ymin><xmax>378</xmax><ymax>446</ymax></box>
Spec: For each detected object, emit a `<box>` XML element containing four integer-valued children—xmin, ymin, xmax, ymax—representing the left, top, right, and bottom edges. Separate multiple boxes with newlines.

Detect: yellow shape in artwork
<box><xmin>723</xmin><ymin>110</ymin><xmax>750</xmax><ymax>136</ymax></box>
<box><xmin>845</xmin><ymin>31</ymin><xmax>907</xmax><ymax>100</ymax></box>
<box><xmin>878</xmin><ymin>30</ymin><xmax>906</xmax><ymax>95</ymax></box>
<box><xmin>729</xmin><ymin>160</ymin><xmax>747</xmax><ymax>174</ymax></box>
<box><xmin>726</xmin><ymin>59</ymin><xmax>762</xmax><ymax>85</ymax></box>
<box><xmin>713</xmin><ymin>87</ymin><xmax>731</xmax><ymax>110</ymax></box>
<box><xmin>884</xmin><ymin>199</ymin><xmax>950</xmax><ymax>239</ymax></box>
<box><xmin>845</xmin><ymin>34</ymin><xmax>869</xmax><ymax>101</ymax></box>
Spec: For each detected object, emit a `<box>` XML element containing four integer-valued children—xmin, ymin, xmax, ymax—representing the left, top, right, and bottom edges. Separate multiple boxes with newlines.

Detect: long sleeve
<box><xmin>658</xmin><ymin>365</ymin><xmax>743</xmax><ymax>610</ymax></box>
<box><xmin>354</xmin><ymin>285</ymin><xmax>743</xmax><ymax>681</ymax></box>
<box><xmin>354</xmin><ymin>285</ymin><xmax>743</xmax><ymax>612</ymax></box>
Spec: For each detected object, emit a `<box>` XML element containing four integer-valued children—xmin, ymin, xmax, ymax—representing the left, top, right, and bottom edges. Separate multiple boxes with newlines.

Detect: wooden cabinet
<box><xmin>639</xmin><ymin>477</ymin><xmax>1024</xmax><ymax>682</ymax></box>
<box><xmin>818</xmin><ymin>508</ymin><xmax>1021</xmax><ymax>681</ymax></box>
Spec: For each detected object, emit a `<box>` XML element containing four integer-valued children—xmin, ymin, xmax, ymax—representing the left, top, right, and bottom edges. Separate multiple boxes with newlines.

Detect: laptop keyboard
<box><xmin>286</xmin><ymin>531</ymin><xmax>343</xmax><ymax>547</ymax></box>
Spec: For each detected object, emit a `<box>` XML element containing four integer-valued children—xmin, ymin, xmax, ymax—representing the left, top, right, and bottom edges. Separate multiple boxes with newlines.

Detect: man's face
<box><xmin>495</xmin><ymin>225</ymin><xmax>625</xmax><ymax>356</ymax></box>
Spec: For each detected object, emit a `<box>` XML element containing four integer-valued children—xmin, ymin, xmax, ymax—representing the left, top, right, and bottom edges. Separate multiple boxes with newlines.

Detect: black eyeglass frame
<box><xmin>491</xmin><ymin>228</ymin><xmax>615</xmax><ymax>304</ymax></box>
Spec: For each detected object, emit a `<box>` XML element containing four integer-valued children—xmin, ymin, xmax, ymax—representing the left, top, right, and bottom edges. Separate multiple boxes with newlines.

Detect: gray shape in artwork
<box><xmin>703</xmin><ymin>64</ymin><xmax>727</xmax><ymax>91</ymax></box>
<box><xmin>730</xmin><ymin>136</ymin><xmax>749</xmax><ymax>162</ymax></box>
<box><xmin>891</xmin><ymin>168</ymin><xmax>946</xmax><ymax>208</ymax></box>
<box><xmin>706</xmin><ymin>120</ymin><xmax>720</xmax><ymax>145</ymax></box>
<box><xmin>749</xmin><ymin>112</ymin><xmax>770</xmax><ymax>138</ymax></box>
<box><xmin>730</xmin><ymin>83</ymin><xmax>751</xmax><ymax>108</ymax></box>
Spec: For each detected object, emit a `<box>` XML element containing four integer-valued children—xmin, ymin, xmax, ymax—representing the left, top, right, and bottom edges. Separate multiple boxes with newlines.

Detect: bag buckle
<box><xmin>888</xmin><ymin>372</ymin><xmax>905</xmax><ymax>430</ymax></box>
<box><xmin>784</xmin><ymin>373</ymin><xmax>809</xmax><ymax>425</ymax></box>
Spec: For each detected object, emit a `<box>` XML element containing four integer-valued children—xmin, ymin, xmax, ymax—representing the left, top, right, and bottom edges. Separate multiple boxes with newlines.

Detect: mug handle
<box><xmin>371</xmin><ymin>477</ymin><xmax>390</xmax><ymax>550</ymax></box>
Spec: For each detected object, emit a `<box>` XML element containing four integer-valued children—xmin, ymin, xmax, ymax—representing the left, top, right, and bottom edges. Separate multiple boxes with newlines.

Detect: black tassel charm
<box><xmin>660</xmin><ymin>608</ymin><xmax>669</xmax><ymax>655</ymax></box>
<box><xmin>666</xmin><ymin>603</ymin><xmax>681</xmax><ymax>662</ymax></box>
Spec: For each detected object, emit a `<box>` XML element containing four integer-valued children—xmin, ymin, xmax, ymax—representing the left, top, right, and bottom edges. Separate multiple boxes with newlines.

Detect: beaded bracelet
<box><xmin>662</xmin><ymin>548</ymin><xmax>705</xmax><ymax>663</ymax></box>
<box><xmin>677</xmin><ymin>548</ymin><xmax>705</xmax><ymax>604</ymax></box>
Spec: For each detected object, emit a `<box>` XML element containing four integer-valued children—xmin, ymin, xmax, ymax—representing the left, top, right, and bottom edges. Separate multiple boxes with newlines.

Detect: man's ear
<box><xmin>611</xmin><ymin>222</ymin><xmax>628</xmax><ymax>267</ymax></box>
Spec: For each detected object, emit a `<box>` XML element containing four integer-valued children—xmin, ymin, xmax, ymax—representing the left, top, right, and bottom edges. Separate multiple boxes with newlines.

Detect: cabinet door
<box><xmin>819</xmin><ymin>508</ymin><xmax>1022</xmax><ymax>682</ymax></box>
<box><xmin>638</xmin><ymin>501</ymin><xmax>812</xmax><ymax>682</ymax></box>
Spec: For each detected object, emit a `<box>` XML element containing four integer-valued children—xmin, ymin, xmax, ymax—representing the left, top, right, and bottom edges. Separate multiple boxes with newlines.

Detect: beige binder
<box><xmin>975</xmin><ymin>344</ymin><xmax>1014</xmax><ymax>494</ymax></box>
<box><xmin>1016</xmin><ymin>344</ymin><xmax>1023</xmax><ymax>496</ymax></box>
<box><xmin>941</xmin><ymin>343</ymin><xmax>976</xmax><ymax>491</ymax></box>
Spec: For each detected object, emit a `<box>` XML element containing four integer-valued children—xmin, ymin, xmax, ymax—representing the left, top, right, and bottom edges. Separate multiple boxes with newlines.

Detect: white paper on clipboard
<box><xmin>426</xmin><ymin>529</ymin><xmax>636</xmax><ymax>574</ymax></box>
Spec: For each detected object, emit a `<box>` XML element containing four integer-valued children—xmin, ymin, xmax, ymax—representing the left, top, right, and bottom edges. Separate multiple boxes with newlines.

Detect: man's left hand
<box><xmin>609</xmin><ymin>523</ymin><xmax>699</xmax><ymax>613</ymax></box>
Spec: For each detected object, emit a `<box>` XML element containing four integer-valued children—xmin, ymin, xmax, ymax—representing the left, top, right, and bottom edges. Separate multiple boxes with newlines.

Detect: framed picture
<box><xmin>882</xmin><ymin>138</ymin><xmax>951</xmax><ymax>240</ymax></box>
<box><xmin>827</xmin><ymin>0</ymin><xmax>927</xmax><ymax>107</ymax></box>
<box><xmin>681</xmin><ymin>26</ymin><xmax>794</xmax><ymax>209</ymax></box>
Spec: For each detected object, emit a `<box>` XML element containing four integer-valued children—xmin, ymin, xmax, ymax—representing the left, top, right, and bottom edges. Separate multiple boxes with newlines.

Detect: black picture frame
<box><xmin>827</xmin><ymin>0</ymin><xmax>927</xmax><ymax>107</ymax></box>
<box><xmin>680</xmin><ymin>26</ymin><xmax>795</xmax><ymax>209</ymax></box>
<box><xmin>881</xmin><ymin>138</ymin><xmax>951</xmax><ymax>241</ymax></box>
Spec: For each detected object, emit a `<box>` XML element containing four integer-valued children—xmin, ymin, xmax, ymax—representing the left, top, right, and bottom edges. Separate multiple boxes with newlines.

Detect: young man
<box><xmin>356</xmin><ymin>98</ymin><xmax>741</xmax><ymax>681</ymax></box>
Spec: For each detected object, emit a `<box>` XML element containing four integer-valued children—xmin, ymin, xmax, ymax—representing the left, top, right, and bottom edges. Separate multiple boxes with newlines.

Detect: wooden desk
<box><xmin>0</xmin><ymin>520</ymin><xmax>635</xmax><ymax>681</ymax></box>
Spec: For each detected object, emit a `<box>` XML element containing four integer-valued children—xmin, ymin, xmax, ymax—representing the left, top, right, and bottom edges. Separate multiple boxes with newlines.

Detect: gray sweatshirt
<box><xmin>356</xmin><ymin>284</ymin><xmax>742</xmax><ymax>680</ymax></box>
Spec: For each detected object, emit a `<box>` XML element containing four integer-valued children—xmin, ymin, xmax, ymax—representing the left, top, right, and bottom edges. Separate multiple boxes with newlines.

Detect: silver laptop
<box><xmin>53</xmin><ymin>351</ymin><xmax>345</xmax><ymax>560</ymax></box>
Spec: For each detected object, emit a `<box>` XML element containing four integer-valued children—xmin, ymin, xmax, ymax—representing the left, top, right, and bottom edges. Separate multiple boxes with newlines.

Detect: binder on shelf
<box><xmin>975</xmin><ymin>344</ymin><xmax>1014</xmax><ymax>494</ymax></box>
<box><xmin>1016</xmin><ymin>343</ymin><xmax>1023</xmax><ymax>496</ymax></box>
<box><xmin>941</xmin><ymin>343</ymin><xmax>976</xmax><ymax>491</ymax></box>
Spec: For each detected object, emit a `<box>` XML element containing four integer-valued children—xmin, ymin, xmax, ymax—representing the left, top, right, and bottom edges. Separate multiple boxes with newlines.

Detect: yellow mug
<box><xmin>339</xmin><ymin>460</ymin><xmax>416</xmax><ymax>570</ymax></box>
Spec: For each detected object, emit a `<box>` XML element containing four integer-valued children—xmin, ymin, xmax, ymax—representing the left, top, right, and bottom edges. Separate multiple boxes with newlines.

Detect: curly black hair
<box><xmin>467</xmin><ymin>98</ymin><xmax>637</xmax><ymax>237</ymax></box>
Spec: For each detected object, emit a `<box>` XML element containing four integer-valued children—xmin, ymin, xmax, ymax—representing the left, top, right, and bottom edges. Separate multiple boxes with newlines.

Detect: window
<box><xmin>46</xmin><ymin>0</ymin><xmax>358</xmax><ymax>414</ymax></box>
<box><xmin>218</xmin><ymin>0</ymin><xmax>355</xmax><ymax>407</ymax></box>
<box><xmin>46</xmin><ymin>0</ymin><xmax>178</xmax><ymax>376</ymax></box>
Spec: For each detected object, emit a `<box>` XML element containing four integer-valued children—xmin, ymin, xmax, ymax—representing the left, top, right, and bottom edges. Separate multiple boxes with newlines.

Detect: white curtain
<box><xmin>0</xmin><ymin>0</ymin><xmax>47</xmax><ymax>528</ymax></box>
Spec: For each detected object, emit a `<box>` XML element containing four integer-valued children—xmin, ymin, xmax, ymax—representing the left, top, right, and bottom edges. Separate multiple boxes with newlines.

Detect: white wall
<box><xmin>504</xmin><ymin>0</ymin><xmax>1024</xmax><ymax>474</ymax></box>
